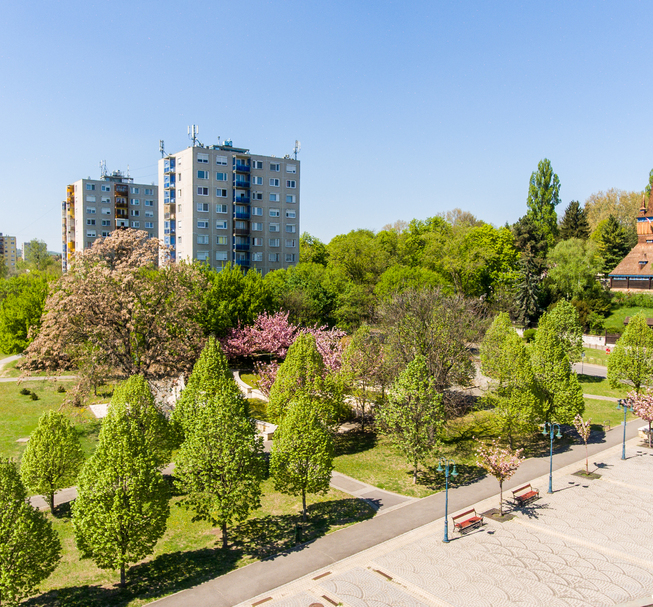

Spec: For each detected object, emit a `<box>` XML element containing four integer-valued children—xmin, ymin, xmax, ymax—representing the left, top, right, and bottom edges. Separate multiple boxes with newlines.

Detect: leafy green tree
<box><xmin>72</xmin><ymin>397</ymin><xmax>170</xmax><ymax>587</ymax></box>
<box><xmin>539</xmin><ymin>299</ymin><xmax>583</xmax><ymax>363</ymax></box>
<box><xmin>24</xmin><ymin>240</ymin><xmax>50</xmax><ymax>272</ymax></box>
<box><xmin>299</xmin><ymin>232</ymin><xmax>328</xmax><ymax>266</ymax></box>
<box><xmin>608</xmin><ymin>312</ymin><xmax>653</xmax><ymax>393</ymax></box>
<box><xmin>172</xmin><ymin>337</ymin><xmax>245</xmax><ymax>439</ymax></box>
<box><xmin>526</xmin><ymin>158</ymin><xmax>561</xmax><ymax>244</ymax></box>
<box><xmin>326</xmin><ymin>229</ymin><xmax>389</xmax><ymax>285</ymax></box>
<box><xmin>592</xmin><ymin>215</ymin><xmax>633</xmax><ymax>273</ymax></box>
<box><xmin>175</xmin><ymin>387</ymin><xmax>264</xmax><ymax>548</ymax></box>
<box><xmin>530</xmin><ymin>312</ymin><xmax>584</xmax><ymax>424</ymax></box>
<box><xmin>20</xmin><ymin>411</ymin><xmax>84</xmax><ymax>513</ymax></box>
<box><xmin>547</xmin><ymin>238</ymin><xmax>602</xmax><ymax>301</ymax></box>
<box><xmin>585</xmin><ymin>188</ymin><xmax>641</xmax><ymax>233</ymax></box>
<box><xmin>559</xmin><ymin>201</ymin><xmax>590</xmax><ymax>240</ymax></box>
<box><xmin>271</xmin><ymin>395</ymin><xmax>334</xmax><ymax>522</ymax></box>
<box><xmin>373</xmin><ymin>265</ymin><xmax>444</xmax><ymax>300</ymax></box>
<box><xmin>0</xmin><ymin>458</ymin><xmax>61</xmax><ymax>606</ymax></box>
<box><xmin>377</xmin><ymin>355</ymin><xmax>444</xmax><ymax>483</ymax></box>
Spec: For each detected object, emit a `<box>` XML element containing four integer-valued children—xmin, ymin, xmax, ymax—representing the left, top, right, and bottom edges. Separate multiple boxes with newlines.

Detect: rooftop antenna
<box><xmin>293</xmin><ymin>140</ymin><xmax>301</xmax><ymax>160</ymax></box>
<box><xmin>159</xmin><ymin>140</ymin><xmax>166</xmax><ymax>158</ymax></box>
<box><xmin>99</xmin><ymin>160</ymin><xmax>107</xmax><ymax>178</ymax></box>
<box><xmin>127</xmin><ymin>164</ymin><xmax>131</xmax><ymax>178</ymax></box>
<box><xmin>188</xmin><ymin>125</ymin><xmax>200</xmax><ymax>147</ymax></box>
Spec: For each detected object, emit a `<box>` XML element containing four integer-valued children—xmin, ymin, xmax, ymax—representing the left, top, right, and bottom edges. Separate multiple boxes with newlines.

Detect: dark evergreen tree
<box><xmin>595</xmin><ymin>215</ymin><xmax>632</xmax><ymax>273</ymax></box>
<box><xmin>515</xmin><ymin>257</ymin><xmax>543</xmax><ymax>328</ymax></box>
<box><xmin>512</xmin><ymin>215</ymin><xmax>549</xmax><ymax>269</ymax></box>
<box><xmin>526</xmin><ymin>159</ymin><xmax>561</xmax><ymax>244</ymax></box>
<box><xmin>559</xmin><ymin>201</ymin><xmax>590</xmax><ymax>240</ymax></box>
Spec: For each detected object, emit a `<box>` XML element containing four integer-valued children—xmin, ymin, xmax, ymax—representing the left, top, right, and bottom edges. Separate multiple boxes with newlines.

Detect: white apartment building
<box><xmin>158</xmin><ymin>140</ymin><xmax>300</xmax><ymax>274</ymax></box>
<box><xmin>0</xmin><ymin>234</ymin><xmax>17</xmax><ymax>273</ymax></box>
<box><xmin>62</xmin><ymin>170</ymin><xmax>159</xmax><ymax>271</ymax></box>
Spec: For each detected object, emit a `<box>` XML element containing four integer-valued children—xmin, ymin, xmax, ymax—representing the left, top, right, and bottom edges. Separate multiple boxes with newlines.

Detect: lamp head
<box><xmin>437</xmin><ymin>462</ymin><xmax>444</xmax><ymax>473</ymax></box>
<box><xmin>542</xmin><ymin>426</ymin><xmax>548</xmax><ymax>436</ymax></box>
<box><xmin>452</xmin><ymin>465</ymin><xmax>458</xmax><ymax>477</ymax></box>
<box><xmin>556</xmin><ymin>431</ymin><xmax>562</xmax><ymax>439</ymax></box>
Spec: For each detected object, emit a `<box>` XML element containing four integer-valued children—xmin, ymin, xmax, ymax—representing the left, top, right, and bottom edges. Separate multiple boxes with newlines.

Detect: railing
<box><xmin>235</xmin><ymin>259</ymin><xmax>250</xmax><ymax>267</ymax></box>
<box><xmin>235</xmin><ymin>243</ymin><xmax>250</xmax><ymax>251</ymax></box>
<box><xmin>234</xmin><ymin>181</ymin><xmax>250</xmax><ymax>189</ymax></box>
<box><xmin>234</xmin><ymin>195</ymin><xmax>250</xmax><ymax>203</ymax></box>
<box><xmin>235</xmin><ymin>211</ymin><xmax>250</xmax><ymax>219</ymax></box>
<box><xmin>234</xmin><ymin>227</ymin><xmax>250</xmax><ymax>235</ymax></box>
<box><xmin>235</xmin><ymin>164</ymin><xmax>250</xmax><ymax>173</ymax></box>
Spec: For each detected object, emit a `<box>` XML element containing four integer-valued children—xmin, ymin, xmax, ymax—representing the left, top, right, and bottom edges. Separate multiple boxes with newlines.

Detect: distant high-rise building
<box><xmin>62</xmin><ymin>169</ymin><xmax>159</xmax><ymax>271</ymax></box>
<box><xmin>158</xmin><ymin>139</ymin><xmax>300</xmax><ymax>274</ymax></box>
<box><xmin>0</xmin><ymin>233</ymin><xmax>17</xmax><ymax>273</ymax></box>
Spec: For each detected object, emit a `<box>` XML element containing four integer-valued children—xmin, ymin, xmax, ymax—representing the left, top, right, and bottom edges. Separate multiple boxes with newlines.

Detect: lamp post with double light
<box><xmin>437</xmin><ymin>458</ymin><xmax>458</xmax><ymax>543</ymax></box>
<box><xmin>542</xmin><ymin>422</ymin><xmax>562</xmax><ymax>494</ymax></box>
<box><xmin>617</xmin><ymin>399</ymin><xmax>632</xmax><ymax>461</ymax></box>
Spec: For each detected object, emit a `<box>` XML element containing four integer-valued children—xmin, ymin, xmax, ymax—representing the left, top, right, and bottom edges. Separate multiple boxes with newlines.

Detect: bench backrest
<box><xmin>513</xmin><ymin>484</ymin><xmax>533</xmax><ymax>495</ymax></box>
<box><xmin>452</xmin><ymin>508</ymin><xmax>477</xmax><ymax>521</ymax></box>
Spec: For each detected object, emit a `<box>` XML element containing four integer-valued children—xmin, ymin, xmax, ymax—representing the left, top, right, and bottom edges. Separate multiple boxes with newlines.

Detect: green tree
<box><xmin>608</xmin><ymin>312</ymin><xmax>653</xmax><ymax>393</ymax></box>
<box><xmin>373</xmin><ymin>265</ymin><xmax>444</xmax><ymax>301</ymax></box>
<box><xmin>377</xmin><ymin>355</ymin><xmax>444</xmax><ymax>483</ymax></box>
<box><xmin>559</xmin><ymin>201</ymin><xmax>590</xmax><ymax>240</ymax></box>
<box><xmin>584</xmin><ymin>188</ymin><xmax>641</xmax><ymax>233</ymax></box>
<box><xmin>326</xmin><ymin>229</ymin><xmax>389</xmax><ymax>285</ymax></box>
<box><xmin>20</xmin><ymin>411</ymin><xmax>84</xmax><ymax>514</ymax></box>
<box><xmin>299</xmin><ymin>232</ymin><xmax>328</xmax><ymax>266</ymax></box>
<box><xmin>539</xmin><ymin>299</ymin><xmax>583</xmax><ymax>363</ymax></box>
<box><xmin>526</xmin><ymin>158</ymin><xmax>561</xmax><ymax>243</ymax></box>
<box><xmin>270</xmin><ymin>395</ymin><xmax>334</xmax><ymax>522</ymax></box>
<box><xmin>72</xmin><ymin>398</ymin><xmax>170</xmax><ymax>587</ymax></box>
<box><xmin>547</xmin><ymin>238</ymin><xmax>602</xmax><ymax>301</ymax></box>
<box><xmin>0</xmin><ymin>458</ymin><xmax>61</xmax><ymax>606</ymax></box>
<box><xmin>24</xmin><ymin>240</ymin><xmax>50</xmax><ymax>272</ymax></box>
<box><xmin>172</xmin><ymin>337</ymin><xmax>245</xmax><ymax>439</ymax></box>
<box><xmin>592</xmin><ymin>215</ymin><xmax>633</xmax><ymax>273</ymax></box>
<box><xmin>175</xmin><ymin>387</ymin><xmax>264</xmax><ymax>548</ymax></box>
<box><xmin>514</xmin><ymin>257</ymin><xmax>543</xmax><ymax>328</ymax></box>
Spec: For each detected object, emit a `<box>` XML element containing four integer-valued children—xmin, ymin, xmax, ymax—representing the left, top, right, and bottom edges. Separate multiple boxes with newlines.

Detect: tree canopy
<box><xmin>526</xmin><ymin>158</ymin><xmax>561</xmax><ymax>244</ymax></box>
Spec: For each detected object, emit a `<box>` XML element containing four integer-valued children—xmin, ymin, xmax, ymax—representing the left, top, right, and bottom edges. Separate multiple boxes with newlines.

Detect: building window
<box><xmin>286</xmin><ymin>195</ymin><xmax>296</xmax><ymax>203</ymax></box>
<box><xmin>144</xmin><ymin>188</ymin><xmax>154</xmax><ymax>195</ymax></box>
<box><xmin>197</xmin><ymin>235</ymin><xmax>209</xmax><ymax>244</ymax></box>
<box><xmin>269</xmin><ymin>208</ymin><xmax>280</xmax><ymax>217</ymax></box>
<box><xmin>286</xmin><ymin>180</ymin><xmax>296</xmax><ymax>188</ymax></box>
<box><xmin>216</xmin><ymin>204</ymin><xmax>228</xmax><ymax>213</ymax></box>
<box><xmin>145</xmin><ymin>200</ymin><xmax>154</xmax><ymax>206</ymax></box>
<box><xmin>131</xmin><ymin>199</ymin><xmax>140</xmax><ymax>205</ymax></box>
<box><xmin>177</xmin><ymin>204</ymin><xmax>183</xmax><ymax>213</ymax></box>
<box><xmin>252</xmin><ymin>176</ymin><xmax>263</xmax><ymax>185</ymax></box>
<box><xmin>86</xmin><ymin>219</ymin><xmax>96</xmax><ymax>225</ymax></box>
<box><xmin>253</xmin><ymin>237</ymin><xmax>263</xmax><ymax>246</ymax></box>
<box><xmin>269</xmin><ymin>178</ymin><xmax>280</xmax><ymax>187</ymax></box>
<box><xmin>285</xmin><ymin>224</ymin><xmax>296</xmax><ymax>233</ymax></box>
<box><xmin>145</xmin><ymin>211</ymin><xmax>154</xmax><ymax>217</ymax></box>
<box><xmin>217</xmin><ymin>236</ymin><xmax>228</xmax><ymax>245</ymax></box>
<box><xmin>101</xmin><ymin>197</ymin><xmax>111</xmax><ymax>204</ymax></box>
<box><xmin>197</xmin><ymin>251</ymin><xmax>209</xmax><ymax>261</ymax></box>
<box><xmin>216</xmin><ymin>220</ymin><xmax>228</xmax><ymax>229</ymax></box>
<box><xmin>269</xmin><ymin>253</ymin><xmax>280</xmax><ymax>262</ymax></box>
<box><xmin>252</xmin><ymin>207</ymin><xmax>263</xmax><ymax>216</ymax></box>
<box><xmin>101</xmin><ymin>185</ymin><xmax>111</xmax><ymax>192</ymax></box>
<box><xmin>216</xmin><ymin>189</ymin><xmax>227</xmax><ymax>197</ymax></box>
<box><xmin>216</xmin><ymin>251</ymin><xmax>229</xmax><ymax>261</ymax></box>
<box><xmin>197</xmin><ymin>187</ymin><xmax>209</xmax><ymax>196</ymax></box>
<box><xmin>286</xmin><ymin>164</ymin><xmax>297</xmax><ymax>174</ymax></box>
<box><xmin>269</xmin><ymin>238</ymin><xmax>280</xmax><ymax>247</ymax></box>
<box><xmin>101</xmin><ymin>219</ymin><xmax>111</xmax><ymax>226</ymax></box>
<box><xmin>131</xmin><ymin>221</ymin><xmax>140</xmax><ymax>228</ymax></box>
<box><xmin>252</xmin><ymin>252</ymin><xmax>263</xmax><ymax>262</ymax></box>
<box><xmin>269</xmin><ymin>223</ymin><xmax>279</xmax><ymax>232</ymax></box>
<box><xmin>253</xmin><ymin>160</ymin><xmax>263</xmax><ymax>169</ymax></box>
<box><xmin>270</xmin><ymin>163</ymin><xmax>280</xmax><ymax>172</ymax></box>
<box><xmin>235</xmin><ymin>220</ymin><xmax>248</xmax><ymax>230</ymax></box>
<box><xmin>252</xmin><ymin>222</ymin><xmax>263</xmax><ymax>231</ymax></box>
<box><xmin>101</xmin><ymin>207</ymin><xmax>111</xmax><ymax>215</ymax></box>
<box><xmin>86</xmin><ymin>195</ymin><xmax>96</xmax><ymax>202</ymax></box>
<box><xmin>131</xmin><ymin>187</ymin><xmax>139</xmax><ymax>194</ymax></box>
<box><xmin>269</xmin><ymin>193</ymin><xmax>280</xmax><ymax>202</ymax></box>
<box><xmin>285</xmin><ymin>253</ymin><xmax>296</xmax><ymax>263</ymax></box>
<box><xmin>87</xmin><ymin>230</ymin><xmax>96</xmax><ymax>237</ymax></box>
<box><xmin>197</xmin><ymin>153</ymin><xmax>209</xmax><ymax>164</ymax></box>
<box><xmin>285</xmin><ymin>210</ymin><xmax>296</xmax><ymax>218</ymax></box>
<box><xmin>197</xmin><ymin>203</ymin><xmax>209</xmax><ymax>212</ymax></box>
<box><xmin>197</xmin><ymin>220</ymin><xmax>209</xmax><ymax>228</ymax></box>
<box><xmin>197</xmin><ymin>170</ymin><xmax>210</xmax><ymax>179</ymax></box>
<box><xmin>145</xmin><ymin>222</ymin><xmax>154</xmax><ymax>229</ymax></box>
<box><xmin>86</xmin><ymin>184</ymin><xmax>96</xmax><ymax>191</ymax></box>
<box><xmin>86</xmin><ymin>207</ymin><xmax>96</xmax><ymax>214</ymax></box>
<box><xmin>216</xmin><ymin>172</ymin><xmax>228</xmax><ymax>181</ymax></box>
<box><xmin>252</xmin><ymin>192</ymin><xmax>263</xmax><ymax>200</ymax></box>
<box><xmin>131</xmin><ymin>210</ymin><xmax>140</xmax><ymax>217</ymax></box>
<box><xmin>285</xmin><ymin>239</ymin><xmax>297</xmax><ymax>247</ymax></box>
<box><xmin>102</xmin><ymin>231</ymin><xmax>111</xmax><ymax>237</ymax></box>
<box><xmin>216</xmin><ymin>155</ymin><xmax>228</xmax><ymax>166</ymax></box>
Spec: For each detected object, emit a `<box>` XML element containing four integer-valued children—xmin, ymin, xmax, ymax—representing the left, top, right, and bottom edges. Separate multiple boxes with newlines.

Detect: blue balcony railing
<box><xmin>234</xmin><ymin>181</ymin><xmax>250</xmax><ymax>189</ymax></box>
<box><xmin>235</xmin><ymin>163</ymin><xmax>250</xmax><ymax>173</ymax></box>
<box><xmin>235</xmin><ymin>259</ymin><xmax>250</xmax><ymax>267</ymax></box>
<box><xmin>234</xmin><ymin>195</ymin><xmax>250</xmax><ymax>203</ymax></box>
<box><xmin>235</xmin><ymin>211</ymin><xmax>250</xmax><ymax>219</ymax></box>
<box><xmin>235</xmin><ymin>243</ymin><xmax>250</xmax><ymax>252</ymax></box>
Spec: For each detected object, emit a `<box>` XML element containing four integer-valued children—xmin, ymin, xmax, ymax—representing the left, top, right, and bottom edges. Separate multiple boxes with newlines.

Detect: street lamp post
<box><xmin>437</xmin><ymin>458</ymin><xmax>458</xmax><ymax>544</ymax></box>
<box><xmin>542</xmin><ymin>422</ymin><xmax>562</xmax><ymax>494</ymax></box>
<box><xmin>616</xmin><ymin>399</ymin><xmax>632</xmax><ymax>461</ymax></box>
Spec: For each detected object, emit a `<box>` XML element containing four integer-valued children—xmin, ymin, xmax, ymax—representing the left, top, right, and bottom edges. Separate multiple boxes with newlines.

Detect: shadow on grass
<box><xmin>74</xmin><ymin>419</ymin><xmax>101</xmax><ymax>442</ymax></box>
<box><xmin>421</xmin><ymin>462</ymin><xmax>486</xmax><ymax>491</ymax></box>
<box><xmin>24</xmin><ymin>498</ymin><xmax>374</xmax><ymax>607</ymax></box>
<box><xmin>577</xmin><ymin>373</ymin><xmax>605</xmax><ymax>384</ymax></box>
<box><xmin>334</xmin><ymin>429</ymin><xmax>377</xmax><ymax>457</ymax></box>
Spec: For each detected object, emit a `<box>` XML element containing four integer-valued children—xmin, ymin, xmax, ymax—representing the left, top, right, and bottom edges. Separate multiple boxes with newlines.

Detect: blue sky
<box><xmin>2</xmin><ymin>1</ymin><xmax>653</xmax><ymax>252</ymax></box>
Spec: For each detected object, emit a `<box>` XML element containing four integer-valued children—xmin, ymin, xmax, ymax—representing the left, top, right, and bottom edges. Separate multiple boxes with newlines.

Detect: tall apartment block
<box><xmin>0</xmin><ymin>234</ymin><xmax>17</xmax><ymax>273</ymax></box>
<box><xmin>158</xmin><ymin>140</ymin><xmax>300</xmax><ymax>274</ymax></box>
<box><xmin>62</xmin><ymin>169</ymin><xmax>159</xmax><ymax>271</ymax></box>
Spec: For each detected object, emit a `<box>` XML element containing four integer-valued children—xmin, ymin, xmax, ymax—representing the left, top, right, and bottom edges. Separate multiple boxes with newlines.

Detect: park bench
<box><xmin>452</xmin><ymin>508</ymin><xmax>484</xmax><ymax>534</ymax></box>
<box><xmin>512</xmin><ymin>483</ymin><xmax>539</xmax><ymax>506</ymax></box>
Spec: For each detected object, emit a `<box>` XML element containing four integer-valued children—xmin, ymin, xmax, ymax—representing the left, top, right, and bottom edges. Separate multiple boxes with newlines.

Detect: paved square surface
<box><xmin>254</xmin><ymin>447</ymin><xmax>653</xmax><ymax>607</ymax></box>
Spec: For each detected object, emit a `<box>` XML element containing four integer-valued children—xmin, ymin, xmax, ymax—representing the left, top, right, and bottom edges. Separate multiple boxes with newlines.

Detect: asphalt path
<box><xmin>573</xmin><ymin>361</ymin><xmax>607</xmax><ymax>378</ymax></box>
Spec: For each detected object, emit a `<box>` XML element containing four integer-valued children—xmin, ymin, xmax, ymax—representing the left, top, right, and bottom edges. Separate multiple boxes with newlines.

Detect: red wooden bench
<box><xmin>452</xmin><ymin>508</ymin><xmax>484</xmax><ymax>534</ymax></box>
<box><xmin>512</xmin><ymin>483</ymin><xmax>539</xmax><ymax>506</ymax></box>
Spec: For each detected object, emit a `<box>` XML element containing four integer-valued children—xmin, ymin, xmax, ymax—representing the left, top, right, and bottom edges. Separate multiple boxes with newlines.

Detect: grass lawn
<box><xmin>577</xmin><ymin>374</ymin><xmax>628</xmax><ymax>399</ymax></box>
<box><xmin>0</xmin><ymin>380</ymin><xmax>100</xmax><ymax>461</ymax></box>
<box><xmin>582</xmin><ymin>347</ymin><xmax>610</xmax><ymax>366</ymax></box>
<box><xmin>248</xmin><ymin>398</ymin><xmax>268</xmax><ymax>422</ymax></box>
<box><xmin>604</xmin><ymin>306</ymin><xmax>653</xmax><ymax>334</ymax></box>
<box><xmin>240</xmin><ymin>373</ymin><xmax>261</xmax><ymax>390</ymax></box>
<box><xmin>0</xmin><ymin>358</ymin><xmax>54</xmax><ymax>378</ymax></box>
<box><xmin>584</xmin><ymin>396</ymin><xmax>636</xmax><ymax>429</ymax></box>
<box><xmin>24</xmin><ymin>480</ymin><xmax>374</xmax><ymax>607</ymax></box>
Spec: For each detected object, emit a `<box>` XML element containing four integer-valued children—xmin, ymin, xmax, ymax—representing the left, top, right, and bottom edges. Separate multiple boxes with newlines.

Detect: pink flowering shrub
<box><xmin>626</xmin><ymin>389</ymin><xmax>653</xmax><ymax>448</ymax></box>
<box><xmin>253</xmin><ymin>360</ymin><xmax>280</xmax><ymax>397</ymax></box>
<box><xmin>221</xmin><ymin>311</ymin><xmax>298</xmax><ymax>359</ymax></box>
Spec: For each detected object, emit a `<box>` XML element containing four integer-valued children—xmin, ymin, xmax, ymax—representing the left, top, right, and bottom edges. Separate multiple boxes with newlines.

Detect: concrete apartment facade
<box><xmin>62</xmin><ymin>170</ymin><xmax>159</xmax><ymax>271</ymax></box>
<box><xmin>158</xmin><ymin>141</ymin><xmax>300</xmax><ymax>274</ymax></box>
<box><xmin>0</xmin><ymin>234</ymin><xmax>17</xmax><ymax>273</ymax></box>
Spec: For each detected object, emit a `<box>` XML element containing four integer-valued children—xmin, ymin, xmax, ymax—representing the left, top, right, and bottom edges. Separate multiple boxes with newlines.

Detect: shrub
<box><xmin>523</xmin><ymin>328</ymin><xmax>537</xmax><ymax>343</ymax></box>
<box><xmin>30</xmin><ymin>392</ymin><xmax>39</xmax><ymax>401</ymax></box>
<box><xmin>57</xmin><ymin>385</ymin><xmax>66</xmax><ymax>393</ymax></box>
<box><xmin>19</xmin><ymin>387</ymin><xmax>31</xmax><ymax>396</ymax></box>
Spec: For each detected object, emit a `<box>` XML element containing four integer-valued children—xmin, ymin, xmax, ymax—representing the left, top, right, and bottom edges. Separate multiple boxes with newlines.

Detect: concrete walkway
<box><xmin>150</xmin><ymin>419</ymin><xmax>645</xmax><ymax>607</ymax></box>
<box><xmin>329</xmin><ymin>471</ymin><xmax>417</xmax><ymax>514</ymax></box>
<box><xmin>573</xmin><ymin>361</ymin><xmax>607</xmax><ymax>378</ymax></box>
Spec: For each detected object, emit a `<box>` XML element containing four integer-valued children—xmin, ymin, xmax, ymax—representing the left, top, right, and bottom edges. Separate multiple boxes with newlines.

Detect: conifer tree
<box><xmin>559</xmin><ymin>200</ymin><xmax>590</xmax><ymax>240</ymax></box>
<box><xmin>72</xmin><ymin>397</ymin><xmax>170</xmax><ymax>587</ymax></box>
<box><xmin>271</xmin><ymin>395</ymin><xmax>334</xmax><ymax>522</ymax></box>
<box><xmin>377</xmin><ymin>355</ymin><xmax>444</xmax><ymax>483</ymax></box>
<box><xmin>594</xmin><ymin>215</ymin><xmax>632</xmax><ymax>273</ymax></box>
<box><xmin>608</xmin><ymin>312</ymin><xmax>653</xmax><ymax>394</ymax></box>
<box><xmin>175</xmin><ymin>387</ymin><xmax>264</xmax><ymax>548</ymax></box>
<box><xmin>20</xmin><ymin>410</ymin><xmax>84</xmax><ymax>513</ymax></box>
<box><xmin>0</xmin><ymin>458</ymin><xmax>61</xmax><ymax>606</ymax></box>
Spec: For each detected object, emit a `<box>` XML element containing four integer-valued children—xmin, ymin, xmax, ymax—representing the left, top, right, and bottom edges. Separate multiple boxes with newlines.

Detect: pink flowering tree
<box><xmin>476</xmin><ymin>441</ymin><xmax>524</xmax><ymax>516</ymax></box>
<box><xmin>253</xmin><ymin>360</ymin><xmax>280</xmax><ymax>397</ymax></box>
<box><xmin>626</xmin><ymin>389</ymin><xmax>653</xmax><ymax>448</ymax></box>
<box><xmin>303</xmin><ymin>325</ymin><xmax>347</xmax><ymax>372</ymax></box>
<box><xmin>221</xmin><ymin>311</ymin><xmax>298</xmax><ymax>360</ymax></box>
<box><xmin>573</xmin><ymin>414</ymin><xmax>592</xmax><ymax>474</ymax></box>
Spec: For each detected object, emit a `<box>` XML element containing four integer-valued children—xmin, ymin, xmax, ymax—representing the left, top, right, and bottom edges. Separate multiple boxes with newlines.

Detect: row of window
<box><xmin>196</xmin><ymin>219</ymin><xmax>296</xmax><ymax>232</ymax></box>
<box><xmin>86</xmin><ymin>225</ymin><xmax>154</xmax><ymax>237</ymax></box>
<box><xmin>195</xmin><ymin>172</ymin><xmax>297</xmax><ymax>189</ymax></box>
<box><xmin>86</xmin><ymin>200</ymin><xmax>154</xmax><ymax>207</ymax></box>
<box><xmin>193</xmin><ymin>236</ymin><xmax>297</xmax><ymax>247</ymax></box>
<box><xmin>86</xmin><ymin>219</ymin><xmax>155</xmax><ymax>228</ymax></box>
<box><xmin>196</xmin><ymin>154</ymin><xmax>296</xmax><ymax>174</ymax></box>
<box><xmin>86</xmin><ymin>207</ymin><xmax>154</xmax><ymax>217</ymax></box>
<box><xmin>195</xmin><ymin>189</ymin><xmax>296</xmax><ymax>202</ymax></box>
<box><xmin>194</xmin><ymin>203</ymin><xmax>296</xmax><ymax>217</ymax></box>
<box><xmin>86</xmin><ymin>184</ymin><xmax>154</xmax><ymax>195</ymax></box>
<box><xmin>195</xmin><ymin>250</ymin><xmax>297</xmax><ymax>263</ymax></box>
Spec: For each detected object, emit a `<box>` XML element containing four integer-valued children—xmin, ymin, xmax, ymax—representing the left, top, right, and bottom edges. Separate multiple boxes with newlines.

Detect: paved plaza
<box><xmin>238</xmin><ymin>441</ymin><xmax>653</xmax><ymax>607</ymax></box>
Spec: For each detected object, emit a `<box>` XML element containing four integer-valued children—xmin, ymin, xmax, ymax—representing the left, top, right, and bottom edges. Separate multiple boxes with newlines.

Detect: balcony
<box><xmin>235</xmin><ymin>163</ymin><xmax>250</xmax><ymax>173</ymax></box>
<box><xmin>235</xmin><ymin>259</ymin><xmax>250</xmax><ymax>267</ymax></box>
<box><xmin>234</xmin><ymin>181</ymin><xmax>250</xmax><ymax>190</ymax></box>
<box><xmin>235</xmin><ymin>210</ymin><xmax>250</xmax><ymax>219</ymax></box>
<box><xmin>164</xmin><ymin>176</ymin><xmax>176</xmax><ymax>188</ymax></box>
<box><xmin>164</xmin><ymin>192</ymin><xmax>176</xmax><ymax>204</ymax></box>
<box><xmin>164</xmin><ymin>159</ymin><xmax>176</xmax><ymax>173</ymax></box>
<box><xmin>234</xmin><ymin>227</ymin><xmax>250</xmax><ymax>236</ymax></box>
<box><xmin>235</xmin><ymin>243</ymin><xmax>250</xmax><ymax>252</ymax></box>
<box><xmin>234</xmin><ymin>195</ymin><xmax>250</xmax><ymax>203</ymax></box>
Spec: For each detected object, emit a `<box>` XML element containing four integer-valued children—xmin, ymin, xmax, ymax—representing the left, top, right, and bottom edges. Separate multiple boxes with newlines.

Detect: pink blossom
<box><xmin>626</xmin><ymin>389</ymin><xmax>653</xmax><ymax>448</ymax></box>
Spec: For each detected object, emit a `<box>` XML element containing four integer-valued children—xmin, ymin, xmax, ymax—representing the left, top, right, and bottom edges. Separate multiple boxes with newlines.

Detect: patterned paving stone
<box><xmin>266</xmin><ymin>592</ymin><xmax>329</xmax><ymax>607</ymax></box>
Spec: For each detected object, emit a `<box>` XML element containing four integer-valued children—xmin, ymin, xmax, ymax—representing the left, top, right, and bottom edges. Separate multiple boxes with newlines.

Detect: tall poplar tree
<box><xmin>20</xmin><ymin>410</ymin><xmax>84</xmax><ymax>513</ymax></box>
<box><xmin>526</xmin><ymin>158</ymin><xmax>561</xmax><ymax>244</ymax></box>
<box><xmin>0</xmin><ymin>459</ymin><xmax>61</xmax><ymax>606</ymax></box>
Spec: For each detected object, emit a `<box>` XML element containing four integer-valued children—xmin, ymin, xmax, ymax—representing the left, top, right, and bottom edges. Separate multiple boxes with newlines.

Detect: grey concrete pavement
<box><xmin>330</xmin><ymin>471</ymin><xmax>417</xmax><ymax>513</ymax></box>
<box><xmin>150</xmin><ymin>420</ymin><xmax>645</xmax><ymax>607</ymax></box>
<box><xmin>0</xmin><ymin>375</ymin><xmax>77</xmax><ymax>383</ymax></box>
<box><xmin>573</xmin><ymin>361</ymin><xmax>607</xmax><ymax>377</ymax></box>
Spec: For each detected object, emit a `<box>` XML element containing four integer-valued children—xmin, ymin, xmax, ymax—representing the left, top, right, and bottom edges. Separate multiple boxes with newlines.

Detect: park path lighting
<box><xmin>617</xmin><ymin>399</ymin><xmax>633</xmax><ymax>460</ymax></box>
<box><xmin>437</xmin><ymin>458</ymin><xmax>458</xmax><ymax>543</ymax></box>
<box><xmin>542</xmin><ymin>422</ymin><xmax>562</xmax><ymax>494</ymax></box>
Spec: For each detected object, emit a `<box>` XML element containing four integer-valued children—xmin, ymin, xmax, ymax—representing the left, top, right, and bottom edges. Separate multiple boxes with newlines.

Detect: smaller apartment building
<box><xmin>62</xmin><ymin>170</ymin><xmax>158</xmax><ymax>271</ymax></box>
<box><xmin>158</xmin><ymin>141</ymin><xmax>300</xmax><ymax>275</ymax></box>
<box><xmin>0</xmin><ymin>234</ymin><xmax>17</xmax><ymax>273</ymax></box>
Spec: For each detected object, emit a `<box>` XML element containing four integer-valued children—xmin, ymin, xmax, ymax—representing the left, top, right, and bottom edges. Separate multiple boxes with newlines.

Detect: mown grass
<box><xmin>604</xmin><ymin>306</ymin><xmax>653</xmax><ymax>334</ymax></box>
<box><xmin>25</xmin><ymin>480</ymin><xmax>374</xmax><ymax>607</ymax></box>
<box><xmin>240</xmin><ymin>373</ymin><xmax>261</xmax><ymax>390</ymax></box>
<box><xmin>584</xmin><ymin>396</ymin><xmax>636</xmax><ymax>428</ymax></box>
<box><xmin>582</xmin><ymin>347</ymin><xmax>610</xmax><ymax>366</ymax></box>
<box><xmin>577</xmin><ymin>374</ymin><xmax>628</xmax><ymax>399</ymax></box>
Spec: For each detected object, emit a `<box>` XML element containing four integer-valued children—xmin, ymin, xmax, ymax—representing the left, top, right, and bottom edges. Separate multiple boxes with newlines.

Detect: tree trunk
<box><xmin>499</xmin><ymin>479</ymin><xmax>503</xmax><ymax>517</ymax></box>
<box><xmin>413</xmin><ymin>462</ymin><xmax>418</xmax><ymax>484</ymax></box>
<box><xmin>120</xmin><ymin>563</ymin><xmax>126</xmax><ymax>588</ymax></box>
<box><xmin>302</xmin><ymin>489</ymin><xmax>307</xmax><ymax>523</ymax></box>
<box><xmin>49</xmin><ymin>492</ymin><xmax>55</xmax><ymax>515</ymax></box>
<box><xmin>585</xmin><ymin>443</ymin><xmax>589</xmax><ymax>475</ymax></box>
<box><xmin>221</xmin><ymin>522</ymin><xmax>228</xmax><ymax>549</ymax></box>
